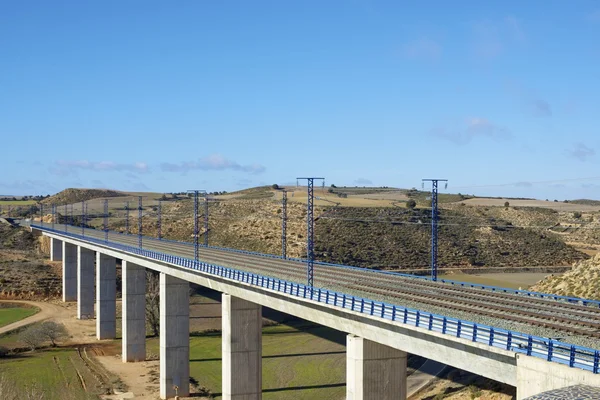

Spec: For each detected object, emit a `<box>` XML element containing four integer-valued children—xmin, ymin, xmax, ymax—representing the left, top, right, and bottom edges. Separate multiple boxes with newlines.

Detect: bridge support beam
<box><xmin>516</xmin><ymin>354</ymin><xmax>600</xmax><ymax>399</ymax></box>
<box><xmin>77</xmin><ymin>246</ymin><xmax>95</xmax><ymax>319</ymax></box>
<box><xmin>96</xmin><ymin>253</ymin><xmax>116</xmax><ymax>340</ymax></box>
<box><xmin>222</xmin><ymin>294</ymin><xmax>262</xmax><ymax>400</ymax></box>
<box><xmin>160</xmin><ymin>273</ymin><xmax>189</xmax><ymax>399</ymax></box>
<box><xmin>122</xmin><ymin>261</ymin><xmax>146</xmax><ymax>362</ymax></box>
<box><xmin>346</xmin><ymin>335</ymin><xmax>407</xmax><ymax>400</ymax></box>
<box><xmin>50</xmin><ymin>237</ymin><xmax>62</xmax><ymax>261</ymax></box>
<box><xmin>62</xmin><ymin>242</ymin><xmax>77</xmax><ymax>302</ymax></box>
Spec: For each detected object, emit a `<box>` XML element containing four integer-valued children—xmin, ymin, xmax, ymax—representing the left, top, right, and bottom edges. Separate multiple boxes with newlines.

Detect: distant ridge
<box><xmin>570</xmin><ymin>199</ymin><xmax>600</xmax><ymax>206</ymax></box>
<box><xmin>41</xmin><ymin>188</ymin><xmax>127</xmax><ymax>206</ymax></box>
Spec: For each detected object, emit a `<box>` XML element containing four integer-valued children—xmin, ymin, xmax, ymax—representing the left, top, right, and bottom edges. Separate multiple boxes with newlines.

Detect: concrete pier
<box><xmin>77</xmin><ymin>246</ymin><xmax>95</xmax><ymax>319</ymax></box>
<box><xmin>346</xmin><ymin>335</ymin><xmax>407</xmax><ymax>400</ymax></box>
<box><xmin>160</xmin><ymin>273</ymin><xmax>189</xmax><ymax>399</ymax></box>
<box><xmin>122</xmin><ymin>261</ymin><xmax>146</xmax><ymax>362</ymax></box>
<box><xmin>222</xmin><ymin>294</ymin><xmax>262</xmax><ymax>400</ymax></box>
<box><xmin>62</xmin><ymin>242</ymin><xmax>77</xmax><ymax>302</ymax></box>
<box><xmin>96</xmin><ymin>253</ymin><xmax>116</xmax><ymax>340</ymax></box>
<box><xmin>50</xmin><ymin>237</ymin><xmax>62</xmax><ymax>261</ymax></box>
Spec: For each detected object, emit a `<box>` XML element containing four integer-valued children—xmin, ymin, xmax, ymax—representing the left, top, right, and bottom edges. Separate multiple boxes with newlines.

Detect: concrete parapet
<box><xmin>159</xmin><ymin>273</ymin><xmax>189</xmax><ymax>399</ymax></box>
<box><xmin>122</xmin><ymin>261</ymin><xmax>146</xmax><ymax>362</ymax></box>
<box><xmin>346</xmin><ymin>334</ymin><xmax>407</xmax><ymax>400</ymax></box>
<box><xmin>222</xmin><ymin>294</ymin><xmax>262</xmax><ymax>400</ymax></box>
<box><xmin>77</xmin><ymin>246</ymin><xmax>95</xmax><ymax>319</ymax></box>
<box><xmin>96</xmin><ymin>252</ymin><xmax>116</xmax><ymax>340</ymax></box>
<box><xmin>62</xmin><ymin>242</ymin><xmax>77</xmax><ymax>302</ymax></box>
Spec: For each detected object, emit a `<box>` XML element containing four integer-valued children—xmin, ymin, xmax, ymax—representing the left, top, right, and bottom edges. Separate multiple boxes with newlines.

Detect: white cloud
<box><xmin>472</xmin><ymin>16</ymin><xmax>526</xmax><ymax>60</ymax></box>
<box><xmin>161</xmin><ymin>154</ymin><xmax>265</xmax><ymax>174</ymax></box>
<box><xmin>354</xmin><ymin>178</ymin><xmax>373</xmax><ymax>185</ymax></box>
<box><xmin>51</xmin><ymin>160</ymin><xmax>149</xmax><ymax>176</ymax></box>
<box><xmin>566</xmin><ymin>143</ymin><xmax>595</xmax><ymax>161</ymax></box>
<box><xmin>433</xmin><ymin>117</ymin><xmax>511</xmax><ymax>145</ymax></box>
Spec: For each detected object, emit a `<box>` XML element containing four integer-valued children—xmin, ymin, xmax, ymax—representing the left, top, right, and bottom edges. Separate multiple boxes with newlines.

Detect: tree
<box><xmin>330</xmin><ymin>184</ymin><xmax>337</xmax><ymax>188</ymax></box>
<box><xmin>504</xmin><ymin>201</ymin><xmax>510</xmax><ymax>208</ymax></box>
<box><xmin>327</xmin><ymin>188</ymin><xmax>334</xmax><ymax>193</ymax></box>
<box><xmin>38</xmin><ymin>321</ymin><xmax>68</xmax><ymax>347</ymax></box>
<box><xmin>406</xmin><ymin>199</ymin><xmax>417</xmax><ymax>209</ymax></box>
<box><xmin>160</xmin><ymin>194</ymin><xmax>168</xmax><ymax>201</ymax></box>
<box><xmin>146</xmin><ymin>271</ymin><xmax>160</xmax><ymax>337</ymax></box>
<box><xmin>19</xmin><ymin>325</ymin><xmax>44</xmax><ymax>351</ymax></box>
<box><xmin>271</xmin><ymin>184</ymin><xmax>280</xmax><ymax>190</ymax></box>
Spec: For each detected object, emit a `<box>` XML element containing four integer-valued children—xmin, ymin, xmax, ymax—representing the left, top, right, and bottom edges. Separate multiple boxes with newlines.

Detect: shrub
<box><xmin>406</xmin><ymin>199</ymin><xmax>417</xmax><ymax>209</ymax></box>
<box><xmin>271</xmin><ymin>184</ymin><xmax>280</xmax><ymax>190</ymax></box>
<box><xmin>504</xmin><ymin>201</ymin><xmax>510</xmax><ymax>207</ymax></box>
<box><xmin>468</xmin><ymin>385</ymin><xmax>483</xmax><ymax>399</ymax></box>
<box><xmin>573</xmin><ymin>211</ymin><xmax>582</xmax><ymax>219</ymax></box>
<box><xmin>19</xmin><ymin>325</ymin><xmax>44</xmax><ymax>351</ymax></box>
<box><xmin>0</xmin><ymin>346</ymin><xmax>9</xmax><ymax>358</ymax></box>
<box><xmin>39</xmin><ymin>321</ymin><xmax>68</xmax><ymax>347</ymax></box>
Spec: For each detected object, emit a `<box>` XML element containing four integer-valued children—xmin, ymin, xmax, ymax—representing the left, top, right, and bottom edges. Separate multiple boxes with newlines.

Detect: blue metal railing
<box><xmin>32</xmin><ymin>223</ymin><xmax>600</xmax><ymax>374</ymax></box>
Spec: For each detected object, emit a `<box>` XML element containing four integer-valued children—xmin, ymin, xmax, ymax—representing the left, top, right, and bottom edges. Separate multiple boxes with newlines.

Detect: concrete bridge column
<box><xmin>50</xmin><ymin>237</ymin><xmax>63</xmax><ymax>261</ymax></box>
<box><xmin>222</xmin><ymin>294</ymin><xmax>262</xmax><ymax>400</ymax></box>
<box><xmin>62</xmin><ymin>242</ymin><xmax>77</xmax><ymax>302</ymax></box>
<box><xmin>122</xmin><ymin>261</ymin><xmax>146</xmax><ymax>362</ymax></box>
<box><xmin>160</xmin><ymin>273</ymin><xmax>189</xmax><ymax>399</ymax></box>
<box><xmin>346</xmin><ymin>335</ymin><xmax>407</xmax><ymax>400</ymax></box>
<box><xmin>96</xmin><ymin>253</ymin><xmax>116</xmax><ymax>339</ymax></box>
<box><xmin>77</xmin><ymin>246</ymin><xmax>95</xmax><ymax>319</ymax></box>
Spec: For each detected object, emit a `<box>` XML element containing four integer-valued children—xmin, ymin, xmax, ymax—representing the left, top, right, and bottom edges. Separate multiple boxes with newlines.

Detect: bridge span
<box><xmin>29</xmin><ymin>222</ymin><xmax>600</xmax><ymax>399</ymax></box>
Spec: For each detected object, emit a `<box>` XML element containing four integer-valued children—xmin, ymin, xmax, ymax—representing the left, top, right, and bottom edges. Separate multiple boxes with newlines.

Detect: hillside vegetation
<box><xmin>314</xmin><ymin>207</ymin><xmax>586</xmax><ymax>269</ymax></box>
<box><xmin>570</xmin><ymin>199</ymin><xmax>600</xmax><ymax>206</ymax></box>
<box><xmin>99</xmin><ymin>196</ymin><xmax>588</xmax><ymax>270</ymax></box>
<box><xmin>530</xmin><ymin>253</ymin><xmax>600</xmax><ymax>299</ymax></box>
<box><xmin>0</xmin><ymin>225</ymin><xmax>61</xmax><ymax>299</ymax></box>
<box><xmin>41</xmin><ymin>188</ymin><xmax>126</xmax><ymax>206</ymax></box>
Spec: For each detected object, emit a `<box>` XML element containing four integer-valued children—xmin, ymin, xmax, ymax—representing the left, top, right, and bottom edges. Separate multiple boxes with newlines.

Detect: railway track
<box><xmin>44</xmin><ymin>224</ymin><xmax>600</xmax><ymax>341</ymax></box>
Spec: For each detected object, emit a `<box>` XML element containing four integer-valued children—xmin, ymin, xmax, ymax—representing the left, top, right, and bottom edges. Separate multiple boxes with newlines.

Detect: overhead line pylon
<box><xmin>296</xmin><ymin>177</ymin><xmax>325</xmax><ymax>288</ymax></box>
<box><xmin>422</xmin><ymin>178</ymin><xmax>448</xmax><ymax>281</ymax></box>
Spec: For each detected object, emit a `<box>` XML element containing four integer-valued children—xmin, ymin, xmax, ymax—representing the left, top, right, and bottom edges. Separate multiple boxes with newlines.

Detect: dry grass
<box><xmin>531</xmin><ymin>253</ymin><xmax>600</xmax><ymax>299</ymax></box>
<box><xmin>0</xmin><ymin>200</ymin><xmax>37</xmax><ymax>206</ymax></box>
<box><xmin>457</xmin><ymin>198</ymin><xmax>600</xmax><ymax>212</ymax></box>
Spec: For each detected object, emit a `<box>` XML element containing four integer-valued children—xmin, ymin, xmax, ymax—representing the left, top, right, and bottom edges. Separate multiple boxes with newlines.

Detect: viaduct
<box><xmin>30</xmin><ymin>222</ymin><xmax>600</xmax><ymax>399</ymax></box>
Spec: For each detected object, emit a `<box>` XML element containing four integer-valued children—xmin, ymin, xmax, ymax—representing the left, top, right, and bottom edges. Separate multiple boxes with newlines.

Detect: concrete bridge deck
<box><xmin>39</xmin><ymin>222</ymin><xmax>600</xmax><ymax>348</ymax></box>
<box><xmin>30</xmin><ymin>222</ymin><xmax>600</xmax><ymax>399</ymax></box>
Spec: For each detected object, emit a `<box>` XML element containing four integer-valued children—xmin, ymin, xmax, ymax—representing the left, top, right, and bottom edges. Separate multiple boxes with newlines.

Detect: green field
<box><xmin>0</xmin><ymin>307</ymin><xmax>38</xmax><ymax>328</ymax></box>
<box><xmin>0</xmin><ymin>347</ymin><xmax>100</xmax><ymax>400</ymax></box>
<box><xmin>147</xmin><ymin>320</ymin><xmax>346</xmax><ymax>399</ymax></box>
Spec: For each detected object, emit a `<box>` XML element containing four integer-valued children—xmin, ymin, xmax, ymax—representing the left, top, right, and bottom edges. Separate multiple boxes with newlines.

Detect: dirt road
<box><xmin>0</xmin><ymin>300</ymin><xmax>96</xmax><ymax>343</ymax></box>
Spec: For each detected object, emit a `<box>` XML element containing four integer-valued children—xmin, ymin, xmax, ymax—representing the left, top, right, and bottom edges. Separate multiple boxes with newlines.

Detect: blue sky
<box><xmin>1</xmin><ymin>1</ymin><xmax>599</xmax><ymax>199</ymax></box>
